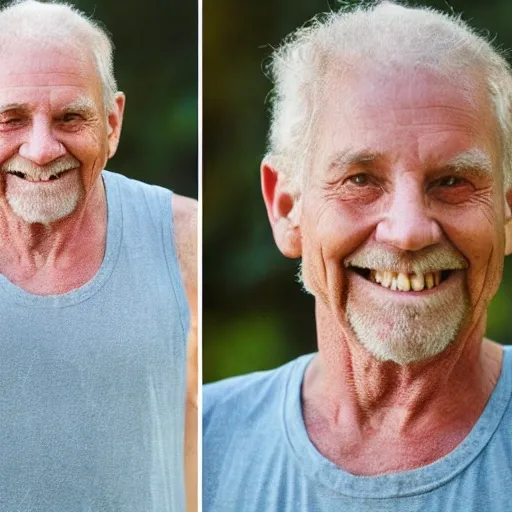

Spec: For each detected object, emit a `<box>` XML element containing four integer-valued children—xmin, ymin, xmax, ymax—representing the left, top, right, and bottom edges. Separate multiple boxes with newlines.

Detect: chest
<box><xmin>207</xmin><ymin>438</ymin><xmax>512</xmax><ymax>512</ymax></box>
<box><xmin>0</xmin><ymin>282</ymin><xmax>187</xmax><ymax>510</ymax></box>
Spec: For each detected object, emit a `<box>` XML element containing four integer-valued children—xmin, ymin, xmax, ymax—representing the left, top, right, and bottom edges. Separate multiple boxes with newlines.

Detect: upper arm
<box><xmin>172</xmin><ymin>194</ymin><xmax>197</xmax><ymax>313</ymax></box>
<box><xmin>172</xmin><ymin>194</ymin><xmax>198</xmax><ymax>512</ymax></box>
<box><xmin>172</xmin><ymin>193</ymin><xmax>198</xmax><ymax>399</ymax></box>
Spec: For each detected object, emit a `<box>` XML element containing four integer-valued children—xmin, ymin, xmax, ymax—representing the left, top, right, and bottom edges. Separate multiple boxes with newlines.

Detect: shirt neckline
<box><xmin>0</xmin><ymin>170</ymin><xmax>123</xmax><ymax>308</ymax></box>
<box><xmin>283</xmin><ymin>347</ymin><xmax>512</xmax><ymax>498</ymax></box>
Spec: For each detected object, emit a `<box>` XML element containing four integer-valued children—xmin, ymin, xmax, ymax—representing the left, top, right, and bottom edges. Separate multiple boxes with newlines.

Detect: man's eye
<box><xmin>348</xmin><ymin>174</ymin><xmax>369</xmax><ymax>186</ymax></box>
<box><xmin>61</xmin><ymin>113</ymin><xmax>82</xmax><ymax>122</ymax></box>
<box><xmin>438</xmin><ymin>176</ymin><xmax>463</xmax><ymax>187</ymax></box>
<box><xmin>4</xmin><ymin>118</ymin><xmax>23</xmax><ymax>125</ymax></box>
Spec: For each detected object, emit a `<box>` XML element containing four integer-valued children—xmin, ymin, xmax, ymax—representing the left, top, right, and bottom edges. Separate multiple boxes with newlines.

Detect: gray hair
<box><xmin>265</xmin><ymin>1</ymin><xmax>512</xmax><ymax>188</ymax></box>
<box><xmin>0</xmin><ymin>0</ymin><xmax>117</xmax><ymax>112</ymax></box>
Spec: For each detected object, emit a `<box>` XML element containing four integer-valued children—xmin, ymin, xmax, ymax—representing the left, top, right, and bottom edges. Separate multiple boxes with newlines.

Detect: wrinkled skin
<box><xmin>262</xmin><ymin>68</ymin><xmax>510</xmax><ymax>474</ymax></box>
<box><xmin>0</xmin><ymin>41</ymin><xmax>124</xmax><ymax>294</ymax></box>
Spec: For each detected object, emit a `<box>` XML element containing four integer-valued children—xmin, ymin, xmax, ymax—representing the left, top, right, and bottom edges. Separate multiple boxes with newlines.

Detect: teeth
<box><xmin>381</xmin><ymin>271</ymin><xmax>392</xmax><ymax>288</ymax></box>
<box><xmin>425</xmin><ymin>273</ymin><xmax>434</xmax><ymax>289</ymax></box>
<box><xmin>8</xmin><ymin>170</ymin><xmax>65</xmax><ymax>181</ymax></box>
<box><xmin>397</xmin><ymin>272</ymin><xmax>410</xmax><ymax>292</ymax></box>
<box><xmin>410</xmin><ymin>273</ymin><xmax>425</xmax><ymax>291</ymax></box>
<box><xmin>361</xmin><ymin>268</ymin><xmax>449</xmax><ymax>292</ymax></box>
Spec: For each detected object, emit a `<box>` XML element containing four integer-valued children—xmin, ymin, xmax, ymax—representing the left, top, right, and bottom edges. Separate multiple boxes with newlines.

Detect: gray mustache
<box><xmin>2</xmin><ymin>156</ymin><xmax>80</xmax><ymax>178</ymax></box>
<box><xmin>345</xmin><ymin>246</ymin><xmax>468</xmax><ymax>274</ymax></box>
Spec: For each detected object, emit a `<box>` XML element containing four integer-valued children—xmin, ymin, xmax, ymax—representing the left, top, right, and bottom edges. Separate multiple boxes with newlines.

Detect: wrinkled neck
<box><xmin>306</xmin><ymin>301</ymin><xmax>501</xmax><ymax>432</ymax></box>
<box><xmin>0</xmin><ymin>176</ymin><xmax>106</xmax><ymax>267</ymax></box>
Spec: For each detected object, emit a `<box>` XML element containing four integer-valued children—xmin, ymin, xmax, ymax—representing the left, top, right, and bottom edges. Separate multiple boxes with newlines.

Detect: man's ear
<box><xmin>107</xmin><ymin>92</ymin><xmax>126</xmax><ymax>159</ymax></box>
<box><xmin>261</xmin><ymin>160</ymin><xmax>302</xmax><ymax>258</ymax></box>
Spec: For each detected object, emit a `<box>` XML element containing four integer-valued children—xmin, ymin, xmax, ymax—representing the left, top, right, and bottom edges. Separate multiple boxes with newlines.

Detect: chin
<box><xmin>345</xmin><ymin>296</ymin><xmax>470</xmax><ymax>365</ymax></box>
<box><xmin>7</xmin><ymin>190</ymin><xmax>82</xmax><ymax>225</ymax></box>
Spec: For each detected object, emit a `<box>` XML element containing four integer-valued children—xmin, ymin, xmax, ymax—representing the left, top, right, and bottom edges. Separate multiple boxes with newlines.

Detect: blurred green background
<box><xmin>203</xmin><ymin>0</ymin><xmax>512</xmax><ymax>383</ymax></box>
<box><xmin>0</xmin><ymin>0</ymin><xmax>198</xmax><ymax>199</ymax></box>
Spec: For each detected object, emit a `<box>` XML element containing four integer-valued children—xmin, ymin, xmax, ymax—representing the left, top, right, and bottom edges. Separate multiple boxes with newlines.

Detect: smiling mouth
<box><xmin>350</xmin><ymin>267</ymin><xmax>454</xmax><ymax>292</ymax></box>
<box><xmin>7</xmin><ymin>169</ymin><xmax>71</xmax><ymax>182</ymax></box>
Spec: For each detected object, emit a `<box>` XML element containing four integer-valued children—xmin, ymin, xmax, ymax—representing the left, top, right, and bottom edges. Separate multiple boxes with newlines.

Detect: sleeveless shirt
<box><xmin>204</xmin><ymin>346</ymin><xmax>512</xmax><ymax>512</ymax></box>
<box><xmin>0</xmin><ymin>171</ymin><xmax>189</xmax><ymax>512</ymax></box>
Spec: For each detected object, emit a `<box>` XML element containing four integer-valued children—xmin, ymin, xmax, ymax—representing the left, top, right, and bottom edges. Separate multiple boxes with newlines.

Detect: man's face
<box><xmin>297</xmin><ymin>68</ymin><xmax>504</xmax><ymax>364</ymax></box>
<box><xmin>0</xmin><ymin>42</ymin><xmax>121</xmax><ymax>224</ymax></box>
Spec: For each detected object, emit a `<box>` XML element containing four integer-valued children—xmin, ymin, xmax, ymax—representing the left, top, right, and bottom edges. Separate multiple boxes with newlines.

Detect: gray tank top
<box><xmin>0</xmin><ymin>171</ymin><xmax>189</xmax><ymax>512</ymax></box>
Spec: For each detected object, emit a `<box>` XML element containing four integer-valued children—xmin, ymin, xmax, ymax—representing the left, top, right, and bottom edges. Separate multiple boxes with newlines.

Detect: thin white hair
<box><xmin>0</xmin><ymin>0</ymin><xmax>117</xmax><ymax>112</ymax></box>
<box><xmin>265</xmin><ymin>0</ymin><xmax>512</xmax><ymax>188</ymax></box>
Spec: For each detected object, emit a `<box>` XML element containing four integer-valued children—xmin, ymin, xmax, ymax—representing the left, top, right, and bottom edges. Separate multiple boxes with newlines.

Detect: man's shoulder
<box><xmin>171</xmin><ymin>194</ymin><xmax>198</xmax><ymax>280</ymax></box>
<box><xmin>102</xmin><ymin>169</ymin><xmax>170</xmax><ymax>196</ymax></box>
<box><xmin>203</xmin><ymin>355</ymin><xmax>312</xmax><ymax>432</ymax></box>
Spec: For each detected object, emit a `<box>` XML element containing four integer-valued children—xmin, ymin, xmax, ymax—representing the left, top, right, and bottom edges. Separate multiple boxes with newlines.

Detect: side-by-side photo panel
<box><xmin>0</xmin><ymin>0</ymin><xmax>197</xmax><ymax>511</ymax></box>
<box><xmin>203</xmin><ymin>1</ymin><xmax>512</xmax><ymax>511</ymax></box>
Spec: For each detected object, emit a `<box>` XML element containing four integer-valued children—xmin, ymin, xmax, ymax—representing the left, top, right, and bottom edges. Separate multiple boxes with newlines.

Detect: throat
<box><xmin>0</xmin><ymin>250</ymin><xmax>105</xmax><ymax>295</ymax></box>
<box><xmin>303</xmin><ymin>398</ymin><xmax>470</xmax><ymax>475</ymax></box>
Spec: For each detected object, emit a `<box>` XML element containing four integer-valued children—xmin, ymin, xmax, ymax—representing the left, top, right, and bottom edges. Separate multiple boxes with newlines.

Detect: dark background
<box><xmin>203</xmin><ymin>0</ymin><xmax>512</xmax><ymax>383</ymax></box>
<box><xmin>0</xmin><ymin>0</ymin><xmax>198</xmax><ymax>199</ymax></box>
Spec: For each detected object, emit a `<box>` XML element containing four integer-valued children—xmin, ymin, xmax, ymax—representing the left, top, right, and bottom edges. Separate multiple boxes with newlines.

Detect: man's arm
<box><xmin>172</xmin><ymin>194</ymin><xmax>198</xmax><ymax>512</ymax></box>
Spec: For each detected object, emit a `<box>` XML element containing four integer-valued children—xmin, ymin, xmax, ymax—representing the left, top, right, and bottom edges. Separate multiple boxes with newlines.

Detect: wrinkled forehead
<box><xmin>333</xmin><ymin>65</ymin><xmax>487</xmax><ymax>109</ymax></box>
<box><xmin>0</xmin><ymin>37</ymin><xmax>96</xmax><ymax>74</ymax></box>
<box><xmin>0</xmin><ymin>40</ymin><xmax>102</xmax><ymax>103</ymax></box>
<box><xmin>311</xmin><ymin>66</ymin><xmax>500</xmax><ymax>174</ymax></box>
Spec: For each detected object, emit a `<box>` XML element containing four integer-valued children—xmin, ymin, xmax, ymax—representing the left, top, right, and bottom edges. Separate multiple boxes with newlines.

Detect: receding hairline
<box><xmin>0</xmin><ymin>0</ymin><xmax>117</xmax><ymax>111</ymax></box>
<box><xmin>265</xmin><ymin>0</ymin><xmax>512</xmax><ymax>188</ymax></box>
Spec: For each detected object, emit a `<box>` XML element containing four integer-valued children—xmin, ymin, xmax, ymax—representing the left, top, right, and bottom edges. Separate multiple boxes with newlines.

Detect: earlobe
<box><xmin>261</xmin><ymin>160</ymin><xmax>302</xmax><ymax>258</ymax></box>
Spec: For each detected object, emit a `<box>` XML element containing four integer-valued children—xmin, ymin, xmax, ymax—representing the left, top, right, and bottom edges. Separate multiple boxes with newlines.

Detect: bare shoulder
<box><xmin>171</xmin><ymin>194</ymin><xmax>198</xmax><ymax>299</ymax></box>
<box><xmin>171</xmin><ymin>194</ymin><xmax>198</xmax><ymax>512</ymax></box>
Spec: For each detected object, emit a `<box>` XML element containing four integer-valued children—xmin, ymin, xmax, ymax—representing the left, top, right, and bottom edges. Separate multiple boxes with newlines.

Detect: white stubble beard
<box><xmin>3</xmin><ymin>155</ymin><xmax>83</xmax><ymax>225</ymax></box>
<box><xmin>6</xmin><ymin>181</ymin><xmax>83</xmax><ymax>225</ymax></box>
<box><xmin>345</xmin><ymin>280</ymin><xmax>470</xmax><ymax>365</ymax></box>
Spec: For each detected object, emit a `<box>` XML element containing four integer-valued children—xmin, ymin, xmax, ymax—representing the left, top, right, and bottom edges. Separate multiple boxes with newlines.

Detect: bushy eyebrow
<box><xmin>443</xmin><ymin>148</ymin><xmax>493</xmax><ymax>176</ymax></box>
<box><xmin>0</xmin><ymin>103</ymin><xmax>28</xmax><ymax>114</ymax></box>
<box><xmin>0</xmin><ymin>97</ymin><xmax>97</xmax><ymax>116</ymax></box>
<box><xmin>327</xmin><ymin>148</ymin><xmax>382</xmax><ymax>173</ymax></box>
<box><xmin>61</xmin><ymin>97</ymin><xmax>96</xmax><ymax>116</ymax></box>
<box><xmin>325</xmin><ymin>147</ymin><xmax>493</xmax><ymax>176</ymax></box>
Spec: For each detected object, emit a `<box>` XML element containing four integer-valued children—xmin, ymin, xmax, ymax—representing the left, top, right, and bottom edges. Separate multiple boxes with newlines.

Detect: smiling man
<box><xmin>0</xmin><ymin>1</ymin><xmax>197</xmax><ymax>511</ymax></box>
<box><xmin>203</xmin><ymin>2</ymin><xmax>512</xmax><ymax>511</ymax></box>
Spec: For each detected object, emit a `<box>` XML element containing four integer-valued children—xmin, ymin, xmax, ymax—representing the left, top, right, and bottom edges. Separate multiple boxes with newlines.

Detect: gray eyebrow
<box><xmin>443</xmin><ymin>149</ymin><xmax>493</xmax><ymax>176</ymax></box>
<box><xmin>63</xmin><ymin>97</ymin><xmax>96</xmax><ymax>114</ymax></box>
<box><xmin>327</xmin><ymin>148</ymin><xmax>382</xmax><ymax>172</ymax></box>
<box><xmin>326</xmin><ymin>147</ymin><xmax>493</xmax><ymax>176</ymax></box>
<box><xmin>0</xmin><ymin>97</ymin><xmax>97</xmax><ymax>116</ymax></box>
<box><xmin>0</xmin><ymin>103</ymin><xmax>28</xmax><ymax>114</ymax></box>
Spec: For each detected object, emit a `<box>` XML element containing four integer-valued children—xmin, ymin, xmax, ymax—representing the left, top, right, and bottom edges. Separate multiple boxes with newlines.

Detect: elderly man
<box><xmin>203</xmin><ymin>2</ymin><xmax>512</xmax><ymax>511</ymax></box>
<box><xmin>0</xmin><ymin>1</ymin><xmax>197</xmax><ymax>511</ymax></box>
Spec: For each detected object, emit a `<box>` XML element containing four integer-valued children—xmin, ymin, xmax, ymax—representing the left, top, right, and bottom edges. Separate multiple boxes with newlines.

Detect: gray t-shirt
<box><xmin>0</xmin><ymin>171</ymin><xmax>189</xmax><ymax>512</ymax></box>
<box><xmin>204</xmin><ymin>347</ymin><xmax>512</xmax><ymax>511</ymax></box>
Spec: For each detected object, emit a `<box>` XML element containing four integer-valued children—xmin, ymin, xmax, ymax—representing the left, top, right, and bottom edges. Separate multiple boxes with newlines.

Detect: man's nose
<box><xmin>18</xmin><ymin>118</ymin><xmax>66</xmax><ymax>165</ymax></box>
<box><xmin>375</xmin><ymin>181</ymin><xmax>442</xmax><ymax>252</ymax></box>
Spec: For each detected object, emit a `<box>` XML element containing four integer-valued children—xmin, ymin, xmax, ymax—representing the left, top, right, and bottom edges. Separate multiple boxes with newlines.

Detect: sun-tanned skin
<box><xmin>173</xmin><ymin>194</ymin><xmax>198</xmax><ymax>512</ymax></box>
<box><xmin>262</xmin><ymin>67</ymin><xmax>512</xmax><ymax>476</ymax></box>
